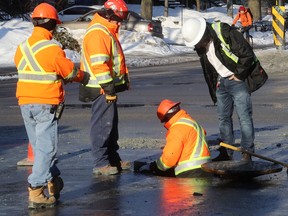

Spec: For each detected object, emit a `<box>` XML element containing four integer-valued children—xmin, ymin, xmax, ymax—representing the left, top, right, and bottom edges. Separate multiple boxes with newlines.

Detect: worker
<box><xmin>79</xmin><ymin>0</ymin><xmax>131</xmax><ymax>175</ymax></box>
<box><xmin>232</xmin><ymin>6</ymin><xmax>253</xmax><ymax>39</ymax></box>
<box><xmin>182</xmin><ymin>17</ymin><xmax>255</xmax><ymax>161</ymax></box>
<box><xmin>136</xmin><ymin>99</ymin><xmax>211</xmax><ymax>178</ymax></box>
<box><xmin>14</xmin><ymin>3</ymin><xmax>90</xmax><ymax>209</ymax></box>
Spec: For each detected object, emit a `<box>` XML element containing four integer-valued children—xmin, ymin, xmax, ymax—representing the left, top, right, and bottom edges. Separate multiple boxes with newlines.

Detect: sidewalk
<box><xmin>0</xmin><ymin>53</ymin><xmax>198</xmax><ymax>77</ymax></box>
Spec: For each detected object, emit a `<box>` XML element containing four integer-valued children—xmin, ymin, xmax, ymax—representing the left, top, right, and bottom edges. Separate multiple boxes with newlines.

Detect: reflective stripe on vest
<box><xmin>156</xmin><ymin>118</ymin><xmax>210</xmax><ymax>175</ymax></box>
<box><xmin>17</xmin><ymin>40</ymin><xmax>61</xmax><ymax>84</ymax></box>
<box><xmin>82</xmin><ymin>23</ymin><xmax>124</xmax><ymax>88</ymax></box>
<box><xmin>212</xmin><ymin>22</ymin><xmax>239</xmax><ymax>63</ymax></box>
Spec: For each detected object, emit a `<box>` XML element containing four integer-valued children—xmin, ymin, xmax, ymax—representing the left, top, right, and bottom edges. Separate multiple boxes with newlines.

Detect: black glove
<box><xmin>139</xmin><ymin>164</ymin><xmax>151</xmax><ymax>172</ymax></box>
<box><xmin>100</xmin><ymin>81</ymin><xmax>117</xmax><ymax>103</ymax></box>
<box><xmin>134</xmin><ymin>161</ymin><xmax>149</xmax><ymax>172</ymax></box>
<box><xmin>81</xmin><ymin>72</ymin><xmax>90</xmax><ymax>86</ymax></box>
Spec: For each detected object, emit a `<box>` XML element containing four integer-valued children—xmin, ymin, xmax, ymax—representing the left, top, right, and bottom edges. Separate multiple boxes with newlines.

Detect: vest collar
<box><xmin>164</xmin><ymin>109</ymin><xmax>187</xmax><ymax>129</ymax></box>
<box><xmin>91</xmin><ymin>13</ymin><xmax>119</xmax><ymax>34</ymax></box>
<box><xmin>33</xmin><ymin>27</ymin><xmax>53</xmax><ymax>40</ymax></box>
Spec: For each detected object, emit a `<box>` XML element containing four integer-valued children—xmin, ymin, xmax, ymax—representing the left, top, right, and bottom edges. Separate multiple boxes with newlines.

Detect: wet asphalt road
<box><xmin>1</xmin><ymin>61</ymin><xmax>288</xmax><ymax>216</ymax></box>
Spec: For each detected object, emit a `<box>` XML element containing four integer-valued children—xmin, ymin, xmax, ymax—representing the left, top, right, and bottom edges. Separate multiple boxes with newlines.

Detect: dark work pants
<box><xmin>90</xmin><ymin>95</ymin><xmax>121</xmax><ymax>168</ymax></box>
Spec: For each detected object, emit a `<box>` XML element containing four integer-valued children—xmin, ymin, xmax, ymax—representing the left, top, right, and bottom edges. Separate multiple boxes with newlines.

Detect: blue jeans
<box><xmin>20</xmin><ymin>104</ymin><xmax>60</xmax><ymax>187</ymax></box>
<box><xmin>90</xmin><ymin>95</ymin><xmax>121</xmax><ymax>168</ymax></box>
<box><xmin>216</xmin><ymin>78</ymin><xmax>255</xmax><ymax>155</ymax></box>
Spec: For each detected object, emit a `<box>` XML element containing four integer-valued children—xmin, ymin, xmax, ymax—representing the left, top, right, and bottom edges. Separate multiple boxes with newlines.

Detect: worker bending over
<box><xmin>136</xmin><ymin>99</ymin><xmax>211</xmax><ymax>178</ymax></box>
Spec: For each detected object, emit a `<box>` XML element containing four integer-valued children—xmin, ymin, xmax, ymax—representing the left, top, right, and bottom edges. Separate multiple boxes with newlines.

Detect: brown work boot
<box><xmin>28</xmin><ymin>186</ymin><xmax>56</xmax><ymax>209</ymax></box>
<box><xmin>93</xmin><ymin>165</ymin><xmax>119</xmax><ymax>175</ymax></box>
<box><xmin>47</xmin><ymin>176</ymin><xmax>64</xmax><ymax>200</ymax></box>
<box><xmin>212</xmin><ymin>146</ymin><xmax>233</xmax><ymax>162</ymax></box>
<box><xmin>241</xmin><ymin>153</ymin><xmax>252</xmax><ymax>161</ymax></box>
<box><xmin>120</xmin><ymin>161</ymin><xmax>132</xmax><ymax>170</ymax></box>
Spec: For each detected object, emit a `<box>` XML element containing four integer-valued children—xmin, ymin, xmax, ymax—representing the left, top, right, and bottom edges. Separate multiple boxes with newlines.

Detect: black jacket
<box><xmin>195</xmin><ymin>22</ymin><xmax>255</xmax><ymax>103</ymax></box>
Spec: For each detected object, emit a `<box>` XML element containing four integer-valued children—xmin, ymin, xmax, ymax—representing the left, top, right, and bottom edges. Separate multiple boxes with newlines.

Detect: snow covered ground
<box><xmin>0</xmin><ymin>4</ymin><xmax>283</xmax><ymax>69</ymax></box>
<box><xmin>0</xmin><ymin>4</ymin><xmax>288</xmax><ymax>82</ymax></box>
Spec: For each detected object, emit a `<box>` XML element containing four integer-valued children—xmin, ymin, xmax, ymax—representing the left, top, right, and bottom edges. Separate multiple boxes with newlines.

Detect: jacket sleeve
<box><xmin>53</xmin><ymin>47</ymin><xmax>84</xmax><ymax>82</ymax></box>
<box><xmin>200</xmin><ymin>54</ymin><xmax>218</xmax><ymax>104</ymax></box>
<box><xmin>221</xmin><ymin>23</ymin><xmax>255</xmax><ymax>80</ymax></box>
<box><xmin>232</xmin><ymin>14</ymin><xmax>240</xmax><ymax>25</ymax></box>
<box><xmin>195</xmin><ymin>47</ymin><xmax>218</xmax><ymax>104</ymax></box>
<box><xmin>156</xmin><ymin>126</ymin><xmax>184</xmax><ymax>170</ymax></box>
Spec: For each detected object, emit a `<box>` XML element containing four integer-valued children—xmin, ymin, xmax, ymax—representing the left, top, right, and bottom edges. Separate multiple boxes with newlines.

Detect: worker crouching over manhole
<box><xmin>134</xmin><ymin>99</ymin><xmax>212</xmax><ymax>178</ymax></box>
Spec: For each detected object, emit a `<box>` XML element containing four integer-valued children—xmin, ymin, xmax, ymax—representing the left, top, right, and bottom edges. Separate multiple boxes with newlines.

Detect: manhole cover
<box><xmin>201</xmin><ymin>161</ymin><xmax>283</xmax><ymax>178</ymax></box>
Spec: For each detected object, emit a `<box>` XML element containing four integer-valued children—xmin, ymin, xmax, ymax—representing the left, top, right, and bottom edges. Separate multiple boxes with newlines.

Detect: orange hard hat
<box><xmin>104</xmin><ymin>0</ymin><xmax>128</xmax><ymax>20</ymax></box>
<box><xmin>157</xmin><ymin>99</ymin><xmax>181</xmax><ymax>122</ymax></box>
<box><xmin>31</xmin><ymin>3</ymin><xmax>61</xmax><ymax>24</ymax></box>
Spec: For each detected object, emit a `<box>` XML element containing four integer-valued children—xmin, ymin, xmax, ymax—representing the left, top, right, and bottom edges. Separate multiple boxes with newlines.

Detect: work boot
<box><xmin>241</xmin><ymin>153</ymin><xmax>252</xmax><ymax>161</ymax></box>
<box><xmin>212</xmin><ymin>146</ymin><xmax>233</xmax><ymax>162</ymax></box>
<box><xmin>47</xmin><ymin>176</ymin><xmax>64</xmax><ymax>200</ymax></box>
<box><xmin>28</xmin><ymin>186</ymin><xmax>56</xmax><ymax>209</ymax></box>
<box><xmin>120</xmin><ymin>161</ymin><xmax>132</xmax><ymax>170</ymax></box>
<box><xmin>93</xmin><ymin>165</ymin><xmax>119</xmax><ymax>175</ymax></box>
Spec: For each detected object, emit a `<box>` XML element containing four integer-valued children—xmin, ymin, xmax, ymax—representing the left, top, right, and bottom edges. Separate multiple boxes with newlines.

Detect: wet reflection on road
<box><xmin>160</xmin><ymin>177</ymin><xmax>212</xmax><ymax>215</ymax></box>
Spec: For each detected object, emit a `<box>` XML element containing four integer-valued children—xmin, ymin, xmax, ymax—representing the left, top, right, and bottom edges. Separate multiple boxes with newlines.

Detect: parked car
<box><xmin>59</xmin><ymin>9</ymin><xmax>164</xmax><ymax>38</ymax></box>
<box><xmin>253</xmin><ymin>12</ymin><xmax>288</xmax><ymax>32</ymax></box>
<box><xmin>58</xmin><ymin>5</ymin><xmax>102</xmax><ymax>22</ymax></box>
<box><xmin>254</xmin><ymin>20</ymin><xmax>272</xmax><ymax>32</ymax></box>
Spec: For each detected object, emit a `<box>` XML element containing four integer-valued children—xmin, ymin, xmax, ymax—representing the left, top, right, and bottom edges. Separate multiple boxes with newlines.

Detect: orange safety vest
<box><xmin>232</xmin><ymin>10</ymin><xmax>252</xmax><ymax>27</ymax></box>
<box><xmin>80</xmin><ymin>13</ymin><xmax>129</xmax><ymax>91</ymax></box>
<box><xmin>156</xmin><ymin>110</ymin><xmax>211</xmax><ymax>176</ymax></box>
<box><xmin>14</xmin><ymin>27</ymin><xmax>84</xmax><ymax>105</ymax></box>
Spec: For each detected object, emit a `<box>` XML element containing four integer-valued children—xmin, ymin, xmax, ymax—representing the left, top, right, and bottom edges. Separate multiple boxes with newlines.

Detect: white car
<box><xmin>59</xmin><ymin>10</ymin><xmax>164</xmax><ymax>38</ymax></box>
<box><xmin>58</xmin><ymin>5</ymin><xmax>102</xmax><ymax>22</ymax></box>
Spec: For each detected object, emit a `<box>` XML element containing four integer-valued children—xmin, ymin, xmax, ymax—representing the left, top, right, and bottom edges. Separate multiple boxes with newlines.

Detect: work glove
<box><xmin>81</xmin><ymin>72</ymin><xmax>90</xmax><ymax>86</ymax></box>
<box><xmin>100</xmin><ymin>81</ymin><xmax>117</xmax><ymax>103</ymax></box>
<box><xmin>138</xmin><ymin>163</ymin><xmax>151</xmax><ymax>173</ymax></box>
<box><xmin>106</xmin><ymin>94</ymin><xmax>117</xmax><ymax>103</ymax></box>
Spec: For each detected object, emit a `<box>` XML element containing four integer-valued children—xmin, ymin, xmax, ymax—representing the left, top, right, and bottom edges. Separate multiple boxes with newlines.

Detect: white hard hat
<box><xmin>182</xmin><ymin>17</ymin><xmax>207</xmax><ymax>47</ymax></box>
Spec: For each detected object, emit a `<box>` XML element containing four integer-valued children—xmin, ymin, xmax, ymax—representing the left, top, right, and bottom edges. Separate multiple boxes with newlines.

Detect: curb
<box><xmin>0</xmin><ymin>53</ymin><xmax>199</xmax><ymax>77</ymax></box>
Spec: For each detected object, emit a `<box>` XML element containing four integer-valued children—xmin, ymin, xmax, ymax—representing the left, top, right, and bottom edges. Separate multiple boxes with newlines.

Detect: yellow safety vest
<box><xmin>212</xmin><ymin>22</ymin><xmax>239</xmax><ymax>63</ymax></box>
<box><xmin>156</xmin><ymin>117</ymin><xmax>211</xmax><ymax>176</ymax></box>
<box><xmin>82</xmin><ymin>23</ymin><xmax>127</xmax><ymax>89</ymax></box>
<box><xmin>17</xmin><ymin>40</ymin><xmax>62</xmax><ymax>84</ymax></box>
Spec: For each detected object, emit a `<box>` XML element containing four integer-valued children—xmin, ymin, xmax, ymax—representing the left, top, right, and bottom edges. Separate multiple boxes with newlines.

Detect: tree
<box><xmin>227</xmin><ymin>0</ymin><xmax>233</xmax><ymax>17</ymax></box>
<box><xmin>195</xmin><ymin>0</ymin><xmax>200</xmax><ymax>11</ymax></box>
<box><xmin>248</xmin><ymin>0</ymin><xmax>261</xmax><ymax>21</ymax></box>
<box><xmin>141</xmin><ymin>0</ymin><xmax>153</xmax><ymax>20</ymax></box>
<box><xmin>0</xmin><ymin>0</ymin><xmax>32</xmax><ymax>20</ymax></box>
